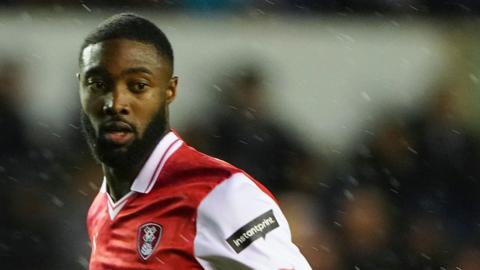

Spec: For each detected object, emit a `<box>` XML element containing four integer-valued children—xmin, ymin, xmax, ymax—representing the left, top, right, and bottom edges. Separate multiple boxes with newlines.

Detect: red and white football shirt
<box><xmin>87</xmin><ymin>131</ymin><xmax>312</xmax><ymax>270</ymax></box>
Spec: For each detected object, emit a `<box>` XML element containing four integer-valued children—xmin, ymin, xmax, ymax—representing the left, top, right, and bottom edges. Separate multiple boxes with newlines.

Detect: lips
<box><xmin>104</xmin><ymin>131</ymin><xmax>134</xmax><ymax>145</ymax></box>
<box><xmin>100</xmin><ymin>121</ymin><xmax>135</xmax><ymax>145</ymax></box>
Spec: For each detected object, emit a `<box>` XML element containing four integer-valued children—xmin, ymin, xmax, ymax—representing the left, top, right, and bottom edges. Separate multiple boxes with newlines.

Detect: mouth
<box><xmin>100</xmin><ymin>121</ymin><xmax>135</xmax><ymax>146</ymax></box>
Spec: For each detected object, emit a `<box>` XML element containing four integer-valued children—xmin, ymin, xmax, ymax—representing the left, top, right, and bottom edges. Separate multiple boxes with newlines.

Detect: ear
<box><xmin>166</xmin><ymin>76</ymin><xmax>178</xmax><ymax>104</ymax></box>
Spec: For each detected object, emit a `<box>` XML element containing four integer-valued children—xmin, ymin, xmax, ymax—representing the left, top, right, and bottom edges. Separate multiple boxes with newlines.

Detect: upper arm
<box><xmin>193</xmin><ymin>173</ymin><xmax>312</xmax><ymax>270</ymax></box>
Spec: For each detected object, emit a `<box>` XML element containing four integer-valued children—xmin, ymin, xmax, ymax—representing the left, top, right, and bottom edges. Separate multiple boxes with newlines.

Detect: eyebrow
<box><xmin>121</xmin><ymin>67</ymin><xmax>153</xmax><ymax>76</ymax></box>
<box><xmin>82</xmin><ymin>66</ymin><xmax>153</xmax><ymax>79</ymax></box>
<box><xmin>83</xmin><ymin>66</ymin><xmax>108</xmax><ymax>78</ymax></box>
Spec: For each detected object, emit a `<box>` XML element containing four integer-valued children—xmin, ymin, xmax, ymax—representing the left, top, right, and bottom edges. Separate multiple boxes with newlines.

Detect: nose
<box><xmin>102</xmin><ymin>86</ymin><xmax>130</xmax><ymax>116</ymax></box>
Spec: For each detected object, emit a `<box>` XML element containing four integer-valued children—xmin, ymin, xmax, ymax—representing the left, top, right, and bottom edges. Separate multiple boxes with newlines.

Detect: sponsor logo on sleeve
<box><xmin>226</xmin><ymin>209</ymin><xmax>279</xmax><ymax>253</ymax></box>
<box><xmin>137</xmin><ymin>223</ymin><xmax>163</xmax><ymax>260</ymax></box>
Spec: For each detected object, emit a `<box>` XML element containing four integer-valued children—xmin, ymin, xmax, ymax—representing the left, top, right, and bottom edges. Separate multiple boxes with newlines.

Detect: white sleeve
<box><xmin>194</xmin><ymin>172</ymin><xmax>312</xmax><ymax>270</ymax></box>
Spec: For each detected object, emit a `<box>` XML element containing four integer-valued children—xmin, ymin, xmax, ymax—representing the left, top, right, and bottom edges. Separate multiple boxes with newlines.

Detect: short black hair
<box><xmin>79</xmin><ymin>13</ymin><xmax>173</xmax><ymax>71</ymax></box>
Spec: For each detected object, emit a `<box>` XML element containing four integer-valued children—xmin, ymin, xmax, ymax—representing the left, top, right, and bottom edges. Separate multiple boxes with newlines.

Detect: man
<box><xmin>78</xmin><ymin>13</ymin><xmax>311</xmax><ymax>269</ymax></box>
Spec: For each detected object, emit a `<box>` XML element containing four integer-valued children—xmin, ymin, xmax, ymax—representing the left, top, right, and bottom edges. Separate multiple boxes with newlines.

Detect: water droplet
<box><xmin>361</xmin><ymin>91</ymin><xmax>371</xmax><ymax>101</ymax></box>
<box><xmin>81</xmin><ymin>3</ymin><xmax>92</xmax><ymax>12</ymax></box>
<box><xmin>344</xmin><ymin>189</ymin><xmax>355</xmax><ymax>201</ymax></box>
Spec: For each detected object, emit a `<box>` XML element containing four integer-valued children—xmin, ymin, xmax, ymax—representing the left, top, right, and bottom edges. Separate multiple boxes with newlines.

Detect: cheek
<box><xmin>80</xmin><ymin>92</ymin><xmax>102</xmax><ymax>123</ymax></box>
<box><xmin>138</xmin><ymin>106</ymin><xmax>159</xmax><ymax>126</ymax></box>
<box><xmin>79</xmin><ymin>89</ymin><xmax>88</xmax><ymax>111</ymax></box>
<box><xmin>134</xmin><ymin>99</ymin><xmax>164</xmax><ymax>133</ymax></box>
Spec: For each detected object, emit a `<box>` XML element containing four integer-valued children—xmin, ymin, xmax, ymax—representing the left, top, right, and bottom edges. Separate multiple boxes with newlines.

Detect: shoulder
<box><xmin>162</xmin><ymin>143</ymin><xmax>243</xmax><ymax>185</ymax></box>
<box><xmin>195</xmin><ymin>172</ymin><xmax>280</xmax><ymax>240</ymax></box>
<box><xmin>162</xmin><ymin>141</ymin><xmax>277</xmax><ymax>211</ymax></box>
<box><xmin>154</xmin><ymin>143</ymin><xmax>250</xmax><ymax>206</ymax></box>
<box><xmin>193</xmin><ymin>173</ymin><xmax>311</xmax><ymax>269</ymax></box>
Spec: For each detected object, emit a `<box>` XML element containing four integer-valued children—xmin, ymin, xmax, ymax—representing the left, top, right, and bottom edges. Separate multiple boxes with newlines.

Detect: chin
<box><xmin>99</xmin><ymin>154</ymin><xmax>129</xmax><ymax>168</ymax></box>
<box><xmin>96</xmin><ymin>145</ymin><xmax>131</xmax><ymax>167</ymax></box>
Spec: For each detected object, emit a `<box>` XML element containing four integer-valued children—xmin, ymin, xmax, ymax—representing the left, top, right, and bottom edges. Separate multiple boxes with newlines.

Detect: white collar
<box><xmin>100</xmin><ymin>131</ymin><xmax>183</xmax><ymax>220</ymax></box>
<box><xmin>100</xmin><ymin>131</ymin><xmax>183</xmax><ymax>195</ymax></box>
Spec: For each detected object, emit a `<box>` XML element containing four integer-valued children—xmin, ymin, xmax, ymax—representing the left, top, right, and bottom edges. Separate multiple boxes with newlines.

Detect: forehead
<box><xmin>80</xmin><ymin>39</ymin><xmax>164</xmax><ymax>74</ymax></box>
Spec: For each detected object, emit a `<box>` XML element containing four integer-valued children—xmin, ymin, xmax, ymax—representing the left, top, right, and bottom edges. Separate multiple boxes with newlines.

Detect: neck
<box><xmin>103</xmin><ymin>128</ymin><xmax>171</xmax><ymax>202</ymax></box>
<box><xmin>103</xmin><ymin>164</ymin><xmax>140</xmax><ymax>202</ymax></box>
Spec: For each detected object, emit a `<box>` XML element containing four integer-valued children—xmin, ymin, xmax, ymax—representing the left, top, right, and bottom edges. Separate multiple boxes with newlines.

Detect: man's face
<box><xmin>79</xmin><ymin>39</ymin><xmax>176</xmax><ymax>167</ymax></box>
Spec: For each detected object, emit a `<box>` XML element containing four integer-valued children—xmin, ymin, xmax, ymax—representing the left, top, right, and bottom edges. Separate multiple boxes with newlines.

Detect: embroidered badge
<box><xmin>137</xmin><ymin>223</ymin><xmax>163</xmax><ymax>260</ymax></box>
<box><xmin>226</xmin><ymin>209</ymin><xmax>279</xmax><ymax>253</ymax></box>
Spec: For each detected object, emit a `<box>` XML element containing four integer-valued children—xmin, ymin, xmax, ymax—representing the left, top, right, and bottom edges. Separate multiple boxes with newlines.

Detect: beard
<box><xmin>80</xmin><ymin>108</ymin><xmax>168</xmax><ymax>169</ymax></box>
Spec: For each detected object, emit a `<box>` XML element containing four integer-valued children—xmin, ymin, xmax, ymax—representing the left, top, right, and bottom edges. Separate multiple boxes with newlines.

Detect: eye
<box><xmin>135</xmin><ymin>83</ymin><xmax>146</xmax><ymax>91</ymax></box>
<box><xmin>86</xmin><ymin>79</ymin><xmax>106</xmax><ymax>92</ymax></box>
<box><xmin>130</xmin><ymin>82</ymin><xmax>149</xmax><ymax>92</ymax></box>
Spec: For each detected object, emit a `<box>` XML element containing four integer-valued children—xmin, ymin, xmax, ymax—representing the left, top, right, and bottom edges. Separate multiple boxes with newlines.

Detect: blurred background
<box><xmin>1</xmin><ymin>1</ymin><xmax>480</xmax><ymax>269</ymax></box>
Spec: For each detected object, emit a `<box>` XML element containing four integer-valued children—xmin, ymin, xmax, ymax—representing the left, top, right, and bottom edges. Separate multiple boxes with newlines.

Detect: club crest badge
<box><xmin>137</xmin><ymin>223</ymin><xmax>163</xmax><ymax>260</ymax></box>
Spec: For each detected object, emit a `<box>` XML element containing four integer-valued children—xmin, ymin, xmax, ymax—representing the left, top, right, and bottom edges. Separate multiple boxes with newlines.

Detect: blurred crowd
<box><xmin>181</xmin><ymin>65</ymin><xmax>480</xmax><ymax>269</ymax></box>
<box><xmin>1</xmin><ymin>23</ymin><xmax>480</xmax><ymax>270</ymax></box>
<box><xmin>0</xmin><ymin>58</ymin><xmax>101</xmax><ymax>269</ymax></box>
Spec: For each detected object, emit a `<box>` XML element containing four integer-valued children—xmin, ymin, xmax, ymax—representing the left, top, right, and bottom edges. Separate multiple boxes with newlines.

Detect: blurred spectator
<box><xmin>279</xmin><ymin>191</ymin><xmax>341</xmax><ymax>270</ymax></box>
<box><xmin>339</xmin><ymin>188</ymin><xmax>402</xmax><ymax>269</ymax></box>
<box><xmin>0</xmin><ymin>57</ymin><xmax>94</xmax><ymax>269</ymax></box>
<box><xmin>325</xmin><ymin>113</ymin><xmax>416</xmax><ymax>268</ymax></box>
<box><xmin>0</xmin><ymin>58</ymin><xmax>56</xmax><ymax>269</ymax></box>
<box><xmin>0</xmin><ymin>58</ymin><xmax>28</xmax><ymax>268</ymax></box>
<box><xmin>0</xmin><ymin>59</ymin><xmax>29</xmax><ymax>161</ymax></box>
<box><xmin>183</xmin><ymin>64</ymin><xmax>314</xmax><ymax>195</ymax></box>
<box><xmin>407</xmin><ymin>81</ymin><xmax>480</xmax><ymax>243</ymax></box>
